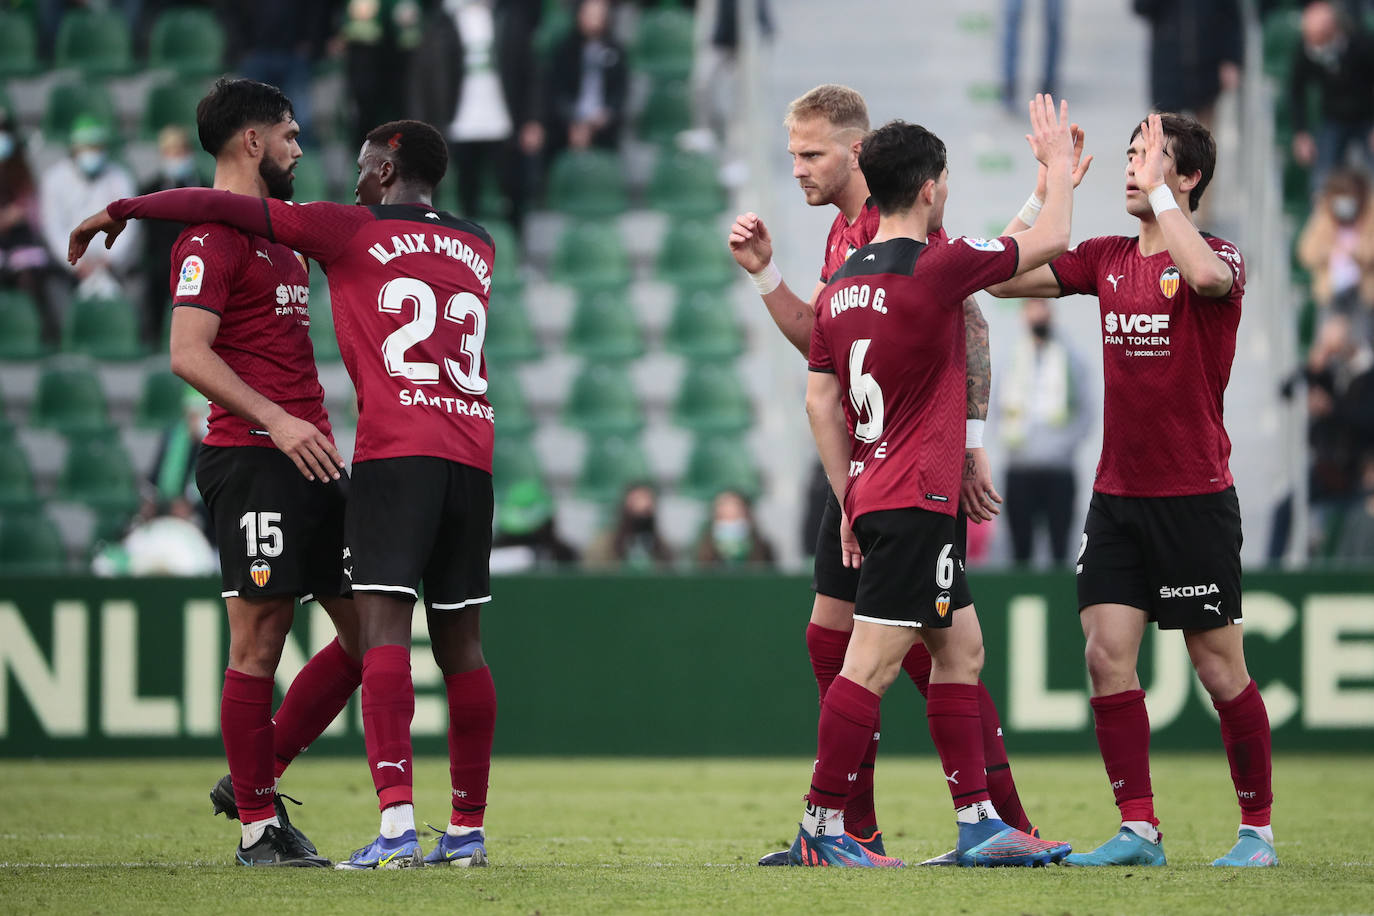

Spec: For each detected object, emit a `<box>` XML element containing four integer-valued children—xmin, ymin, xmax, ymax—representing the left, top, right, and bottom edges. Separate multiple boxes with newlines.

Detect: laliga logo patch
<box><xmin>176</xmin><ymin>255</ymin><xmax>205</xmax><ymax>296</ymax></box>
<box><xmin>249</xmin><ymin>559</ymin><xmax>271</xmax><ymax>588</ymax></box>
<box><xmin>1158</xmin><ymin>266</ymin><xmax>1181</xmax><ymax>299</ymax></box>
<box><xmin>935</xmin><ymin>591</ymin><xmax>951</xmax><ymax>618</ymax></box>
<box><xmin>961</xmin><ymin>237</ymin><xmax>1005</xmax><ymax>252</ymax></box>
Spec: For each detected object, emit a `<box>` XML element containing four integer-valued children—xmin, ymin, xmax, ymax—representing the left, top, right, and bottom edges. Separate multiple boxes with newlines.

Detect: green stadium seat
<box><xmin>55</xmin><ymin>9</ymin><xmax>133</xmax><ymax>76</ymax></box>
<box><xmin>664</xmin><ymin>289</ymin><xmax>745</xmax><ymax>360</ymax></box>
<box><xmin>633</xmin><ymin>8</ymin><xmax>694</xmax><ymax>81</ymax></box>
<box><xmin>492</xmin><ymin>433</ymin><xmax>544</xmax><ymax>499</ymax></box>
<box><xmin>141</xmin><ymin>80</ymin><xmax>211</xmax><ymax>140</ymax></box>
<box><xmin>679</xmin><ymin>434</ymin><xmax>761</xmax><ymax>501</ymax></box>
<box><xmin>148</xmin><ymin>7</ymin><xmax>226</xmax><ymax>77</ymax></box>
<box><xmin>291</xmin><ymin>154</ymin><xmax>331</xmax><ymax>202</ymax></box>
<box><xmin>63</xmin><ymin>297</ymin><xmax>145</xmax><ymax>360</ymax></box>
<box><xmin>135</xmin><ymin>370</ymin><xmax>193</xmax><ymax>429</ymax></box>
<box><xmin>576</xmin><ymin>434</ymin><xmax>652</xmax><ymax>503</ymax></box>
<box><xmin>533</xmin><ymin>2</ymin><xmax>573</xmax><ymax>57</ymax></box>
<box><xmin>30</xmin><ymin>364</ymin><xmax>111</xmax><ymax>434</ymax></box>
<box><xmin>0</xmin><ymin>11</ymin><xmax>39</xmax><ymax>78</ymax></box>
<box><xmin>547</xmin><ymin>150</ymin><xmax>628</xmax><ymax>219</ymax></box>
<box><xmin>562</xmin><ymin>362</ymin><xmax>644</xmax><ymax>436</ymax></box>
<box><xmin>58</xmin><ymin>435</ymin><xmax>141</xmax><ymax>515</ymax></box>
<box><xmin>672</xmin><ymin>360</ymin><xmax>752</xmax><ymax>434</ymax></box>
<box><xmin>308</xmin><ymin>298</ymin><xmax>340</xmax><ymax>362</ymax></box>
<box><xmin>648</xmin><ymin>149</ymin><xmax>726</xmax><ymax>218</ymax></box>
<box><xmin>485</xmin><ymin>371</ymin><xmax>536</xmax><ymax>437</ymax></box>
<box><xmin>566</xmin><ymin>291</ymin><xmax>645</xmax><ymax>362</ymax></box>
<box><xmin>0</xmin><ymin>289</ymin><xmax>47</xmax><ymax>359</ymax></box>
<box><xmin>0</xmin><ymin>509</ymin><xmax>67</xmax><ymax>575</ymax></box>
<box><xmin>484</xmin><ymin>289</ymin><xmax>542</xmax><ymax>364</ymax></box>
<box><xmin>657</xmin><ymin>219</ymin><xmax>736</xmax><ymax>291</ymax></box>
<box><xmin>0</xmin><ymin>446</ymin><xmax>38</xmax><ymax>511</ymax></box>
<box><xmin>553</xmin><ymin>221</ymin><xmax>631</xmax><ymax>292</ymax></box>
<box><xmin>484</xmin><ymin>221</ymin><xmax>523</xmax><ymax>294</ymax></box>
<box><xmin>42</xmin><ymin>81</ymin><xmax>118</xmax><ymax>143</ymax></box>
<box><xmin>637</xmin><ymin>79</ymin><xmax>693</xmax><ymax>146</ymax></box>
<box><xmin>1262</xmin><ymin>9</ymin><xmax>1302</xmax><ymax>81</ymax></box>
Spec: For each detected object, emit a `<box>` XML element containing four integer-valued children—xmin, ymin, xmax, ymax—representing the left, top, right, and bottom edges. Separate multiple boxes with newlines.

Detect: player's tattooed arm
<box><xmin>964</xmin><ymin>296</ymin><xmax>990</xmax><ymax>421</ymax></box>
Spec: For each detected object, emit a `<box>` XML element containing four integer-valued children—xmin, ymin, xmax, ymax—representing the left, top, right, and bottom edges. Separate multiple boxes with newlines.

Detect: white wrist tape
<box><xmin>1148</xmin><ymin>184</ymin><xmax>1180</xmax><ymax>216</ymax></box>
<box><xmin>749</xmin><ymin>259</ymin><xmax>783</xmax><ymax>296</ymax></box>
<box><xmin>966</xmin><ymin>419</ymin><xmax>985</xmax><ymax>449</ymax></box>
<box><xmin>1017</xmin><ymin>193</ymin><xmax>1044</xmax><ymax>227</ymax></box>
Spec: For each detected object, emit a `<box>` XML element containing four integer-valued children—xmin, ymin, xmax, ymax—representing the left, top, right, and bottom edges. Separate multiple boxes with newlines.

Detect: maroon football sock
<box><xmin>272</xmin><ymin>638</ymin><xmax>362</xmax><ymax>779</ymax></box>
<box><xmin>927</xmin><ymin>682</ymin><xmax>991</xmax><ymax>809</ymax></box>
<box><xmin>1091</xmin><ymin>689</ymin><xmax>1157</xmax><ymax>825</ymax></box>
<box><xmin>807</xmin><ymin>676</ymin><xmax>881</xmax><ymax>813</ymax></box>
<box><xmin>221</xmin><ymin>668</ymin><xmax>276</xmax><ymax>824</ymax></box>
<box><xmin>978</xmin><ymin>682</ymin><xmax>1031</xmax><ymax>831</ymax></box>
<box><xmin>806</xmin><ymin>622</ymin><xmax>850</xmax><ymax>703</ymax></box>
<box><xmin>844</xmin><ymin>707</ymin><xmax>880</xmax><ymax>836</ymax></box>
<box><xmin>361</xmin><ymin>645</ymin><xmax>415</xmax><ymax>810</ymax></box>
<box><xmin>444</xmin><ymin>666</ymin><xmax>497</xmax><ymax>829</ymax></box>
<box><xmin>1214</xmin><ymin>680</ymin><xmax>1273</xmax><ymax>828</ymax></box>
<box><xmin>902</xmin><ymin>642</ymin><xmax>932</xmax><ymax>696</ymax></box>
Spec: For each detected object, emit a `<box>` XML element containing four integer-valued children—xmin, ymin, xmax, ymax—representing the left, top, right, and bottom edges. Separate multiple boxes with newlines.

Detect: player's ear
<box><xmin>1177</xmin><ymin>169</ymin><xmax>1202</xmax><ymax>195</ymax></box>
<box><xmin>378</xmin><ymin>158</ymin><xmax>397</xmax><ymax>187</ymax></box>
<box><xmin>242</xmin><ymin>127</ymin><xmax>260</xmax><ymax>159</ymax></box>
<box><xmin>921</xmin><ymin>178</ymin><xmax>935</xmax><ymax>206</ymax></box>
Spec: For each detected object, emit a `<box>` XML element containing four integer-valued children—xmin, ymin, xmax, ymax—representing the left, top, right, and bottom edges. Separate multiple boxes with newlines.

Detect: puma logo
<box><xmin>376</xmin><ymin>758</ymin><xmax>407</xmax><ymax>773</ymax></box>
<box><xmin>1106</xmin><ymin>273</ymin><xmax>1123</xmax><ymax>291</ymax></box>
<box><xmin>190</xmin><ymin>232</ymin><xmax>210</xmax><ymax>246</ymax></box>
<box><xmin>1204</xmin><ymin>601</ymin><xmax>1221</xmax><ymax>614</ymax></box>
<box><xmin>945</xmin><ymin>770</ymin><xmax>959</xmax><ymax>785</ymax></box>
<box><xmin>255</xmin><ymin>249</ymin><xmax>273</xmax><ymax>266</ymax></box>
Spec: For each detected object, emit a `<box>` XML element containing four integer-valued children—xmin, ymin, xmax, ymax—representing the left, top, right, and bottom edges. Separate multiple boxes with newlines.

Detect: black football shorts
<box><xmin>345</xmin><ymin>456</ymin><xmax>493</xmax><ymax>610</ymax></box>
<box><xmin>196</xmin><ymin>444</ymin><xmax>347</xmax><ymax>601</ymax></box>
<box><xmin>850</xmin><ymin>507</ymin><xmax>973</xmax><ymax>629</ymax></box>
<box><xmin>1076</xmin><ymin>487</ymin><xmax>1243</xmax><ymax>630</ymax></box>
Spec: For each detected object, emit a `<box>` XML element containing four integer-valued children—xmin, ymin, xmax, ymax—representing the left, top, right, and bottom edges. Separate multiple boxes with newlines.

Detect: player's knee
<box><xmin>1083</xmin><ymin>637</ymin><xmax>1131</xmax><ymax>688</ymax></box>
<box><xmin>1192</xmin><ymin>653</ymin><xmax>1249</xmax><ymax>701</ymax></box>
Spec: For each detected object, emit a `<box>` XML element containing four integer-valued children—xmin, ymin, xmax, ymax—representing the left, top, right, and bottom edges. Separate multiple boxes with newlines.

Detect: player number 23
<box><xmin>377</xmin><ymin>277</ymin><xmax>488</xmax><ymax>395</ymax></box>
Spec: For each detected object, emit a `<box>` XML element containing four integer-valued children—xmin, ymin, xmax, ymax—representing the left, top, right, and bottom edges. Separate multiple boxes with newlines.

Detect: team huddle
<box><xmin>67</xmin><ymin>77</ymin><xmax>1276</xmax><ymax>871</ymax></box>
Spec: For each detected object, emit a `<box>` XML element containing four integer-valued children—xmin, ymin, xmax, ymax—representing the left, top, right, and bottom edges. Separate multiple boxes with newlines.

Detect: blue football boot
<box><xmin>335</xmin><ymin>830</ymin><xmax>424</xmax><ymax>870</ymax></box>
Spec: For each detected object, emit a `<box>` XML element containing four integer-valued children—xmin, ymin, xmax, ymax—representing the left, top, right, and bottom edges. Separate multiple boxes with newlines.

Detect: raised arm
<box><xmin>728</xmin><ymin>211</ymin><xmax>824</xmax><ymax>356</ymax></box>
<box><xmin>1009</xmin><ymin>95</ymin><xmax>1075</xmax><ymax>275</ymax></box>
<box><xmin>1135</xmin><ymin>113</ymin><xmax>1234</xmax><ymax>298</ymax></box>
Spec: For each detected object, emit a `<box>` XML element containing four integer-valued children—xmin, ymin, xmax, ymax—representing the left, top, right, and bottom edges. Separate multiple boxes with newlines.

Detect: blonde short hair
<box><xmin>784</xmin><ymin>84</ymin><xmax>869</xmax><ymax>133</ymax></box>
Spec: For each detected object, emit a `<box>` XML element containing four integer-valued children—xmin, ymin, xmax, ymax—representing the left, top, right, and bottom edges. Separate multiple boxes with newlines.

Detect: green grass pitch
<box><xmin>1</xmin><ymin>754</ymin><xmax>1370</xmax><ymax>914</ymax></box>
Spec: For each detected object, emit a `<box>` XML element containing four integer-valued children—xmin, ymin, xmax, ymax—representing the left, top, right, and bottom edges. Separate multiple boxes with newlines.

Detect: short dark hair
<box><xmin>857</xmin><ymin>120</ymin><xmax>946</xmax><ymax>216</ymax></box>
<box><xmin>1130</xmin><ymin>112</ymin><xmax>1215</xmax><ymax>212</ymax></box>
<box><xmin>365</xmin><ymin>120</ymin><xmax>448</xmax><ymax>189</ymax></box>
<box><xmin>196</xmin><ymin>78</ymin><xmax>294</xmax><ymax>156</ymax></box>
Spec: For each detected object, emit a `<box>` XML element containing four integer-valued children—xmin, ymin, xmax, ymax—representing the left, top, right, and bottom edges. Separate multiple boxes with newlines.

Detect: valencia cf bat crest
<box><xmin>1158</xmin><ymin>266</ymin><xmax>1181</xmax><ymax>299</ymax></box>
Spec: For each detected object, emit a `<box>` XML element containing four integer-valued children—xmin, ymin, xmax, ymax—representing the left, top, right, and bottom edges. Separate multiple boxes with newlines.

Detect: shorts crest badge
<box><xmin>935</xmin><ymin>591</ymin><xmax>951</xmax><ymax>618</ymax></box>
<box><xmin>1158</xmin><ymin>266</ymin><xmax>1181</xmax><ymax>299</ymax></box>
<box><xmin>249</xmin><ymin>559</ymin><xmax>271</xmax><ymax>588</ymax></box>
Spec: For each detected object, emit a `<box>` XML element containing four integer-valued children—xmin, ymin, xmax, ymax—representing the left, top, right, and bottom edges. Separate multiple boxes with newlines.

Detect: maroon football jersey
<box><xmin>819</xmin><ymin>200</ymin><xmax>949</xmax><ymax>283</ymax></box>
<box><xmin>1049</xmin><ymin>234</ymin><xmax>1243</xmax><ymax>497</ymax></box>
<box><xmin>168</xmin><ymin>224</ymin><xmax>329</xmax><ymax>449</ymax></box>
<box><xmin>809</xmin><ymin>234</ymin><xmax>1020</xmax><ymax>521</ymax></box>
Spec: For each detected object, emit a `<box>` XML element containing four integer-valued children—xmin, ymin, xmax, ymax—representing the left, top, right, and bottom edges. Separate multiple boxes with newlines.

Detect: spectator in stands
<box><xmin>220</xmin><ymin>0</ymin><xmax>333</xmax><ymax>142</ymax></box>
<box><xmin>1001</xmin><ymin>0</ymin><xmax>1063</xmax><ymax>113</ymax></box>
<box><xmin>411</xmin><ymin>0</ymin><xmax>541</xmax><ymax>235</ymax></box>
<box><xmin>144</xmin><ymin>384</ymin><xmax>211</xmax><ymax>537</ymax></box>
<box><xmin>1134</xmin><ymin>0</ymin><xmax>1241</xmax><ymax>131</ymax></box>
<box><xmin>584</xmin><ymin>481</ymin><xmax>675</xmax><ymax>570</ymax></box>
<box><xmin>1305</xmin><ymin>313</ymin><xmax>1373</xmax><ymax>521</ymax></box>
<box><xmin>1331</xmin><ymin>451</ymin><xmax>1374</xmax><ymax>561</ymax></box>
<box><xmin>687</xmin><ymin>0</ymin><xmax>772</xmax><ymax>185</ymax></box>
<box><xmin>40</xmin><ymin>115</ymin><xmax>140</xmax><ymax>303</ymax></box>
<box><xmin>535</xmin><ymin>0</ymin><xmax>628</xmax><ymax>162</ymax></box>
<box><xmin>1297</xmin><ymin>168</ymin><xmax>1374</xmax><ymax>334</ymax></box>
<box><xmin>1289</xmin><ymin>1</ymin><xmax>1374</xmax><ymax>193</ymax></box>
<box><xmin>693</xmin><ymin>488</ymin><xmax>775</xmax><ymax>569</ymax></box>
<box><xmin>996</xmin><ymin>297</ymin><xmax>1094</xmax><ymax>567</ymax></box>
<box><xmin>337</xmin><ymin>0</ymin><xmax>425</xmax><ymax>144</ymax></box>
<box><xmin>490</xmin><ymin>478</ymin><xmax>579</xmax><ymax>572</ymax></box>
<box><xmin>0</xmin><ymin>106</ymin><xmax>59</xmax><ymax>345</ymax></box>
<box><xmin>137</xmin><ymin>126</ymin><xmax>206</xmax><ymax>347</ymax></box>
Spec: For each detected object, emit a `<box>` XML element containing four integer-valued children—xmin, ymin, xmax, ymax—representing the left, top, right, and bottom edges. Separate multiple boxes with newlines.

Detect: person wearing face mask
<box><xmin>693</xmin><ymin>488</ymin><xmax>775</xmax><ymax>569</ymax></box>
<box><xmin>1288</xmin><ymin>0</ymin><xmax>1374</xmax><ymax>193</ymax></box>
<box><xmin>40</xmin><ymin>115</ymin><xmax>141</xmax><ymax>302</ymax></box>
<box><xmin>584</xmin><ymin>481</ymin><xmax>675</xmax><ymax>570</ymax></box>
<box><xmin>0</xmin><ymin>107</ymin><xmax>60</xmax><ymax>346</ymax></box>
<box><xmin>995</xmin><ymin>297</ymin><xmax>1094</xmax><ymax>566</ymax></box>
<box><xmin>1297</xmin><ymin>167</ymin><xmax>1374</xmax><ymax>325</ymax></box>
<box><xmin>138</xmin><ymin>126</ymin><xmax>208</xmax><ymax>346</ymax></box>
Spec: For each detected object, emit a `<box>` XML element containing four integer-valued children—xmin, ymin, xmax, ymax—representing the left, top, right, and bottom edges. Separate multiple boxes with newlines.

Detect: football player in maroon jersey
<box><xmin>791</xmin><ymin>96</ymin><xmax>1080</xmax><ymax>867</ymax></box>
<box><xmin>989</xmin><ymin>113</ymin><xmax>1277</xmax><ymax>868</ymax></box>
<box><xmin>71</xmin><ymin>120</ymin><xmax>499</xmax><ymax>870</ymax></box>
<box><xmin>729</xmin><ymin>83</ymin><xmax>1058</xmax><ymax>865</ymax></box>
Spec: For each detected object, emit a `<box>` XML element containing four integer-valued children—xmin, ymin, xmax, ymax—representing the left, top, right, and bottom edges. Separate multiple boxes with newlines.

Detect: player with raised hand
<box><xmin>134</xmin><ymin>77</ymin><xmax>361</xmax><ymax>868</ymax></box>
<box><xmin>71</xmin><ymin>120</ymin><xmax>499</xmax><ymax>871</ymax></box>
<box><xmin>988</xmin><ymin>112</ymin><xmax>1276</xmax><ymax>868</ymax></box>
<box><xmin>729</xmin><ymin>84</ymin><xmax>1041</xmax><ymax>866</ymax></box>
<box><xmin>793</xmin><ymin>95</ymin><xmax>1078</xmax><ymax>868</ymax></box>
